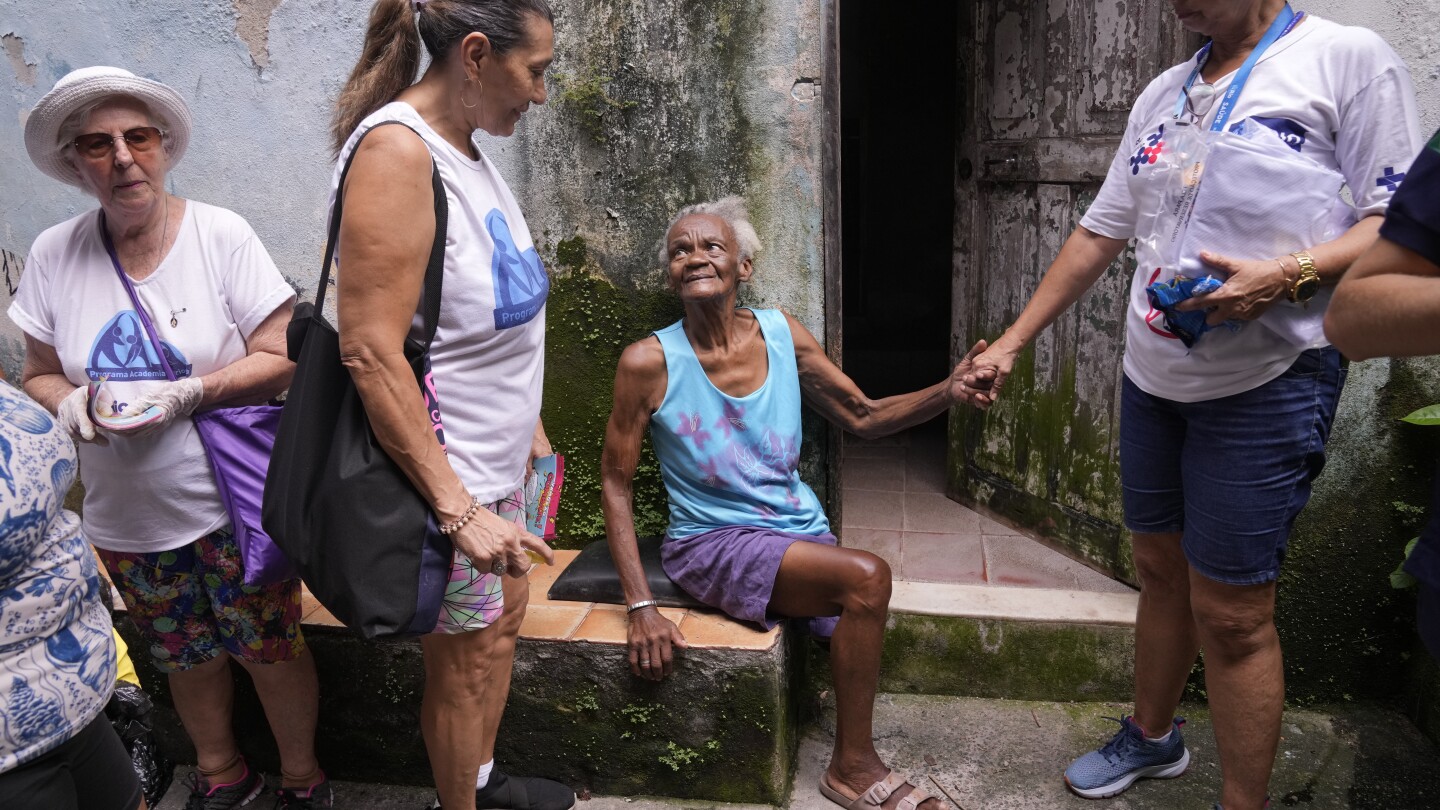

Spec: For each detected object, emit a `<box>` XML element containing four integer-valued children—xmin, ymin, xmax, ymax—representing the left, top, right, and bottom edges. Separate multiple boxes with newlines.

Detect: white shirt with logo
<box><xmin>332</xmin><ymin>102</ymin><xmax>548</xmax><ymax>503</ymax></box>
<box><xmin>1081</xmin><ymin>15</ymin><xmax>1422</xmax><ymax>402</ymax></box>
<box><xmin>8</xmin><ymin>202</ymin><xmax>295</xmax><ymax>551</ymax></box>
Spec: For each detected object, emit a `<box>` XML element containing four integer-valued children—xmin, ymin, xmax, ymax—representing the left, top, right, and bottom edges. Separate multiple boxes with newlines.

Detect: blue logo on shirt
<box><xmin>1246</xmin><ymin>117</ymin><xmax>1307</xmax><ymax>152</ymax></box>
<box><xmin>1130</xmin><ymin>124</ymin><xmax>1166</xmax><ymax>175</ymax></box>
<box><xmin>86</xmin><ymin>311</ymin><xmax>192</xmax><ymax>381</ymax></box>
<box><xmin>1376</xmin><ymin>166</ymin><xmax>1407</xmax><ymax>192</ymax></box>
<box><xmin>486</xmin><ymin>210</ymin><xmax>548</xmax><ymax>330</ymax></box>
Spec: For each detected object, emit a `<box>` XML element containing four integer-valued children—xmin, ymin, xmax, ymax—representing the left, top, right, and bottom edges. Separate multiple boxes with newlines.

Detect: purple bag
<box><xmin>100</xmin><ymin>216</ymin><xmax>295</xmax><ymax>586</ymax></box>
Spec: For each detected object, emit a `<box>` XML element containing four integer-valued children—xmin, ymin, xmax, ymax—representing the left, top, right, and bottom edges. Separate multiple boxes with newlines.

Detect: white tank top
<box><xmin>331</xmin><ymin>101</ymin><xmax>548</xmax><ymax>502</ymax></box>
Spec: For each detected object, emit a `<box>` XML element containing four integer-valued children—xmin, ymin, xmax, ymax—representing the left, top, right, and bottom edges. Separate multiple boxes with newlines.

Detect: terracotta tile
<box><xmin>841</xmin><ymin>489</ymin><xmax>904</xmax><ymax>530</ymax></box>
<box><xmin>900</xmin><ymin>532</ymin><xmax>985</xmax><ymax>583</ymax></box>
<box><xmin>905</xmin><ymin>456</ymin><xmax>949</xmax><ymax>494</ymax></box>
<box><xmin>299</xmin><ymin>588</ymin><xmax>324</xmax><ymax>621</ymax></box>
<box><xmin>570</xmin><ymin>606</ymin><xmax>629</xmax><ymax>644</ymax></box>
<box><xmin>983</xmin><ymin>535</ymin><xmax>1092</xmax><ymax>589</ymax></box>
<box><xmin>519</xmin><ymin>605</ymin><xmax>588</xmax><ymax>640</ymax></box>
<box><xmin>527</xmin><ymin>549</ymin><xmax>585</xmax><ymax>606</ymax></box>
<box><xmin>841</xmin><ymin>443</ymin><xmax>907</xmax><ymax>461</ymax></box>
<box><xmin>977</xmin><ymin>513</ymin><xmax>1023</xmax><ymax>537</ymax></box>
<box><xmin>838</xmin><ymin>527</ymin><xmax>903</xmax><ymax>573</ymax></box>
<box><xmin>842</xmin><ymin>455</ymin><xmax>907</xmax><ymax>493</ymax></box>
<box><xmin>303</xmin><ymin>603</ymin><xmax>345</xmax><ymax>628</ymax></box>
<box><xmin>903</xmin><ymin>492</ymin><xmax>980</xmax><ymax>534</ymax></box>
<box><xmin>678</xmin><ymin>609</ymin><xmax>779</xmax><ymax>650</ymax></box>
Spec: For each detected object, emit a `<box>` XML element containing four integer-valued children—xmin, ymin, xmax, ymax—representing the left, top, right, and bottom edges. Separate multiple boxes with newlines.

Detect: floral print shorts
<box><xmin>95</xmin><ymin>529</ymin><xmax>305</xmax><ymax>672</ymax></box>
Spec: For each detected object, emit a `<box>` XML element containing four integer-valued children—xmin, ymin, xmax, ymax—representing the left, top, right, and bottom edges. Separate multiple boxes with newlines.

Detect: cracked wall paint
<box><xmin>234</xmin><ymin>0</ymin><xmax>285</xmax><ymax>70</ymax></box>
<box><xmin>3</xmin><ymin>34</ymin><xmax>35</xmax><ymax>86</ymax></box>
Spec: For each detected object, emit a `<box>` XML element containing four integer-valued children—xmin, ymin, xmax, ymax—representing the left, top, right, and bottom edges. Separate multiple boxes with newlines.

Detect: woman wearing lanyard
<box><xmin>963</xmin><ymin>2</ymin><xmax>1420</xmax><ymax>808</ymax></box>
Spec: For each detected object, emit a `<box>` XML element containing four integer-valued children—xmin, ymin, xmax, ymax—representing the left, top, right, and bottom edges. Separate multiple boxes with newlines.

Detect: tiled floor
<box><xmin>840</xmin><ymin>421</ymin><xmax>1135</xmax><ymax>595</ymax></box>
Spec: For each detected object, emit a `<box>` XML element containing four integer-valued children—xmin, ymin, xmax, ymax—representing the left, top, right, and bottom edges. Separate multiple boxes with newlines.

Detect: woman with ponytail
<box><xmin>328</xmin><ymin>2</ymin><xmax>570</xmax><ymax>809</ymax></box>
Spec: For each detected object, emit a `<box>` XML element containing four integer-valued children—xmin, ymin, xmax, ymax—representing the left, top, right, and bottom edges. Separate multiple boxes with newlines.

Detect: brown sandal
<box><xmin>818</xmin><ymin>770</ymin><xmax>946</xmax><ymax>810</ymax></box>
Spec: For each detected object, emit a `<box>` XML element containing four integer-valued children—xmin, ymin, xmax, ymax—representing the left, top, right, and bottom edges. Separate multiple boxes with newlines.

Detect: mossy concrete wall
<box><xmin>0</xmin><ymin>0</ymin><xmax>830</xmax><ymax>545</ymax></box>
<box><xmin>490</xmin><ymin>0</ymin><xmax>829</xmax><ymax>544</ymax></box>
<box><xmin>119</xmin><ymin>619</ymin><xmax>803</xmax><ymax>802</ymax></box>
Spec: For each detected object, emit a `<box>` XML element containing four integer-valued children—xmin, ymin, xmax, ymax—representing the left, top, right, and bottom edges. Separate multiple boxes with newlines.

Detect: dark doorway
<box><xmin>840</xmin><ymin>1</ymin><xmax>958</xmax><ymax>398</ymax></box>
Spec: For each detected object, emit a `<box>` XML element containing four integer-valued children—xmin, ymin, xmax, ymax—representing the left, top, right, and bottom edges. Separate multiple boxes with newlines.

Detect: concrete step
<box><xmin>861</xmin><ymin>580</ymin><xmax>1138</xmax><ymax>703</ymax></box>
<box><xmin>152</xmin><ymin>695</ymin><xmax>1440</xmax><ymax>809</ymax></box>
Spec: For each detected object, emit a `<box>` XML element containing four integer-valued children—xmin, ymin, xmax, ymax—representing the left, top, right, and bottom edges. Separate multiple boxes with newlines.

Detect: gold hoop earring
<box><xmin>461</xmin><ymin>78</ymin><xmax>482</xmax><ymax>109</ymax></box>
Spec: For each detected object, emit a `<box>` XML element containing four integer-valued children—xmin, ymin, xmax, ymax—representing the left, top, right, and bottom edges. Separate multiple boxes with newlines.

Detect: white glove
<box><xmin>106</xmin><ymin>377</ymin><xmax>204</xmax><ymax>438</ymax></box>
<box><xmin>56</xmin><ymin>385</ymin><xmax>105</xmax><ymax>444</ymax></box>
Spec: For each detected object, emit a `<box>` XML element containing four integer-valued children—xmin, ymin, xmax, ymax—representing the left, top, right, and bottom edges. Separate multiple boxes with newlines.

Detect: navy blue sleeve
<box><xmin>1380</xmin><ymin>128</ymin><xmax>1440</xmax><ymax>265</ymax></box>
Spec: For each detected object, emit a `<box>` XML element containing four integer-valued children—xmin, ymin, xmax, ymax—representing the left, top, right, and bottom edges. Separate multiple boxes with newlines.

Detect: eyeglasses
<box><xmin>1178</xmin><ymin>82</ymin><xmax>1217</xmax><ymax>125</ymax></box>
<box><xmin>69</xmin><ymin>127</ymin><xmax>166</xmax><ymax>160</ymax></box>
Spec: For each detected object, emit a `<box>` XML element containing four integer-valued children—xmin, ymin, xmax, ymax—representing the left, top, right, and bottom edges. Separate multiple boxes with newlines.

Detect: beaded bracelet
<box><xmin>438</xmin><ymin>495</ymin><xmax>483</xmax><ymax>535</ymax></box>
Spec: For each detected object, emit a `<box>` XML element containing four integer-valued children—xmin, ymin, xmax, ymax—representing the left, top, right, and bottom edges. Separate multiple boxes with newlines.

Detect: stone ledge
<box><xmin>890</xmin><ymin>580</ymin><xmax>1139</xmax><ymax>626</ymax></box>
<box><xmin>110</xmin><ymin>548</ymin><xmax>799</xmax><ymax>804</ymax></box>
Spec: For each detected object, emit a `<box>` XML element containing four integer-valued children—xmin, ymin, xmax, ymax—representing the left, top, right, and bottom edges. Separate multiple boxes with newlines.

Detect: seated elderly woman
<box><xmin>601</xmin><ymin>197</ymin><xmax>986</xmax><ymax>810</ymax></box>
<box><xmin>13</xmin><ymin>67</ymin><xmax>323</xmax><ymax>809</ymax></box>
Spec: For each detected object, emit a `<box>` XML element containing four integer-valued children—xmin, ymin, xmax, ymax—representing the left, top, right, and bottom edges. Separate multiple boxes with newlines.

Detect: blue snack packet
<box><xmin>1145</xmin><ymin>274</ymin><xmax>1225</xmax><ymax>348</ymax></box>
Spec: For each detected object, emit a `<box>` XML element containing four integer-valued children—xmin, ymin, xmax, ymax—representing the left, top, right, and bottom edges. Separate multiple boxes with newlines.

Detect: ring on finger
<box><xmin>490</xmin><ymin>559</ymin><xmax>507</xmax><ymax>577</ymax></box>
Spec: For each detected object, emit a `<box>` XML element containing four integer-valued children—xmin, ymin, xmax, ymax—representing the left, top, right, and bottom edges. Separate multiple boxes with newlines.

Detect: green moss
<box><xmin>552</xmin><ymin>69</ymin><xmax>637</xmax><ymax>145</ymax></box>
<box><xmin>555</xmin><ymin>235</ymin><xmax>588</xmax><ymax>270</ymax></box>
<box><xmin>875</xmin><ymin>614</ymin><xmax>1134</xmax><ymax>703</ymax></box>
<box><xmin>540</xmin><ymin>266</ymin><xmax>682</xmax><ymax>547</ymax></box>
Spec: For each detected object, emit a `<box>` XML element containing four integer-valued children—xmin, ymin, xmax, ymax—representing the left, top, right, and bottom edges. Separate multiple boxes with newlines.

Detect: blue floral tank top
<box><xmin>651</xmin><ymin>308</ymin><xmax>829</xmax><ymax>539</ymax></box>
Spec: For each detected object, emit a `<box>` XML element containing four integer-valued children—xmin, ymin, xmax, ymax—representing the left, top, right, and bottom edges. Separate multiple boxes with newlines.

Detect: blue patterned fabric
<box><xmin>0</xmin><ymin>380</ymin><xmax>115</xmax><ymax>773</ymax></box>
<box><xmin>651</xmin><ymin>308</ymin><xmax>829</xmax><ymax>539</ymax></box>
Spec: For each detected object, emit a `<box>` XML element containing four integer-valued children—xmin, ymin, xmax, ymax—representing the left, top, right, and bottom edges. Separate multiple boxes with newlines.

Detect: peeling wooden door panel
<box><xmin>951</xmin><ymin>1</ymin><xmax>1194</xmax><ymax>580</ymax></box>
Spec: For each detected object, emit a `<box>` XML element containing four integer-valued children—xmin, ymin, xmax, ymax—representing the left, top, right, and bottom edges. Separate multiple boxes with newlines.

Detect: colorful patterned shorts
<box><xmin>433</xmin><ymin>490</ymin><xmax>525</xmax><ymax>634</ymax></box>
<box><xmin>96</xmin><ymin>529</ymin><xmax>305</xmax><ymax>672</ymax></box>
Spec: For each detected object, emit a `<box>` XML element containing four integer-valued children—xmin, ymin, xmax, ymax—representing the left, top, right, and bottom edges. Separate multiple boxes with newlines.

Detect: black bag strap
<box><xmin>317</xmin><ymin>121</ymin><xmax>447</xmax><ymax>349</ymax></box>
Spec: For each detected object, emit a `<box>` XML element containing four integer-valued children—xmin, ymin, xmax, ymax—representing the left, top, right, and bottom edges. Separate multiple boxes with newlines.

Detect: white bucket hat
<box><xmin>24</xmin><ymin>66</ymin><xmax>192</xmax><ymax>188</ymax></box>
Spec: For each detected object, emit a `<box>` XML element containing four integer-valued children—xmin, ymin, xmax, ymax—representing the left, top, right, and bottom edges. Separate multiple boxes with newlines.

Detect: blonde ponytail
<box><xmin>331</xmin><ymin>0</ymin><xmax>422</xmax><ymax>153</ymax></box>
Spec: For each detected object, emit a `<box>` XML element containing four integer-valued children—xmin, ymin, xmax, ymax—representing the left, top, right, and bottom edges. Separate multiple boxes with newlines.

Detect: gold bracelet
<box><xmin>438</xmin><ymin>495</ymin><xmax>483</xmax><ymax>535</ymax></box>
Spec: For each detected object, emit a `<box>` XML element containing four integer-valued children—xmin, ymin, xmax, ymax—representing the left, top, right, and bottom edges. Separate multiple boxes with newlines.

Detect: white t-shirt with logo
<box><xmin>8</xmin><ymin>202</ymin><xmax>295</xmax><ymax>552</ymax></box>
<box><xmin>332</xmin><ymin>102</ymin><xmax>548</xmax><ymax>503</ymax></box>
<box><xmin>1081</xmin><ymin>15</ymin><xmax>1422</xmax><ymax>402</ymax></box>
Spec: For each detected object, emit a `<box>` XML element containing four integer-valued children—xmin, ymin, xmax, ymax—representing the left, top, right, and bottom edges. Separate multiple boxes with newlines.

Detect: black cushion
<box><xmin>548</xmin><ymin>536</ymin><xmax>703</xmax><ymax>608</ymax></box>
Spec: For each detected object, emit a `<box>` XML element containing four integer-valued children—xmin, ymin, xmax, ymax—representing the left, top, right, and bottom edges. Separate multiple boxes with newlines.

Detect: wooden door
<box><xmin>950</xmin><ymin>0</ymin><xmax>1196</xmax><ymax>581</ymax></box>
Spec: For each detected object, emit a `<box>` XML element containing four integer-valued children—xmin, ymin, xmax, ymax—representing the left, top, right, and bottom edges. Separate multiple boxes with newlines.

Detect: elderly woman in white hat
<box><xmin>9</xmin><ymin>67</ymin><xmax>328</xmax><ymax>809</ymax></box>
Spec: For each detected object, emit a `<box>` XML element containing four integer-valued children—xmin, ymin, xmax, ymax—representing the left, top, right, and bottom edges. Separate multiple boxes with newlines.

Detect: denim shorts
<box><xmin>1119</xmin><ymin>347</ymin><xmax>1345</xmax><ymax>585</ymax></box>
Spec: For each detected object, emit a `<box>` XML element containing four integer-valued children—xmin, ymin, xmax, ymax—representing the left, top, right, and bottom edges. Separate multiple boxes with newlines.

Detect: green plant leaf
<box><xmin>1391</xmin><ymin>537</ymin><xmax>1420</xmax><ymax>590</ymax></box>
<box><xmin>1401</xmin><ymin>404</ymin><xmax>1440</xmax><ymax>425</ymax></box>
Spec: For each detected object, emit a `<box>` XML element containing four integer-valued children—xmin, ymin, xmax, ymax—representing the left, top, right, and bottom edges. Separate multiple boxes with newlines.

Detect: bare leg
<box><xmin>421</xmin><ymin>578</ymin><xmax>525</xmax><ymax>810</ymax></box>
<box><xmin>1190</xmin><ymin>573</ymin><xmax>1282</xmax><ymax>810</ymax></box>
<box><xmin>233</xmin><ymin>647</ymin><xmax>321</xmax><ymax>788</ymax></box>
<box><xmin>1130</xmin><ymin>532</ymin><xmax>1200</xmax><ymax>738</ymax></box>
<box><xmin>476</xmin><ymin>574</ymin><xmax>528</xmax><ymax>765</ymax></box>
<box><xmin>167</xmin><ymin>652</ymin><xmax>245</xmax><ymax>785</ymax></box>
<box><xmin>766</xmin><ymin>542</ymin><xmax>942</xmax><ymax>810</ymax></box>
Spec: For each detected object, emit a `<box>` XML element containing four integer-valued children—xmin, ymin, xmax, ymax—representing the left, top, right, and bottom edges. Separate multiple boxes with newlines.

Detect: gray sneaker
<box><xmin>1064</xmin><ymin>716</ymin><xmax>1189</xmax><ymax>799</ymax></box>
<box><xmin>184</xmin><ymin>761</ymin><xmax>265</xmax><ymax>809</ymax></box>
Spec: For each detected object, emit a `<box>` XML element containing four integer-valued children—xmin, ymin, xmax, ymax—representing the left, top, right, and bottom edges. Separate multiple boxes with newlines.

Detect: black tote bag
<box><xmin>262</xmin><ymin>122</ymin><xmax>452</xmax><ymax>639</ymax></box>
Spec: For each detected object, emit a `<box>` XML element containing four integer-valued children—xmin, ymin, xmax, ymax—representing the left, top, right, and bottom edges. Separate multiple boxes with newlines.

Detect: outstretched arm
<box><xmin>601</xmin><ymin>338</ymin><xmax>687</xmax><ymax>681</ymax></box>
<box><xmin>1325</xmin><ymin>237</ymin><xmax>1440</xmax><ymax>360</ymax></box>
<box><xmin>787</xmin><ymin>311</ymin><xmax>988</xmax><ymax>440</ymax></box>
<box><xmin>964</xmin><ymin>225</ymin><xmax>1128</xmax><ymax>409</ymax></box>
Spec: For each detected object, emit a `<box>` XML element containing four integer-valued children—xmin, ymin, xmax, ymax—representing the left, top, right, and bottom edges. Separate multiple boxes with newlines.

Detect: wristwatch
<box><xmin>1287</xmin><ymin>251</ymin><xmax>1321</xmax><ymax>304</ymax></box>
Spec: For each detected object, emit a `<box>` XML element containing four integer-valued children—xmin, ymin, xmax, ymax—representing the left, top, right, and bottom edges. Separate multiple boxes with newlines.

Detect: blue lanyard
<box><xmin>1172</xmin><ymin>4</ymin><xmax>1303</xmax><ymax>131</ymax></box>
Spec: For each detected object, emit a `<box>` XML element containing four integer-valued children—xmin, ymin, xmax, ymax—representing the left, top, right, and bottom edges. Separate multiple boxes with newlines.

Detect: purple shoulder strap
<box><xmin>98</xmin><ymin>212</ymin><xmax>179</xmax><ymax>383</ymax></box>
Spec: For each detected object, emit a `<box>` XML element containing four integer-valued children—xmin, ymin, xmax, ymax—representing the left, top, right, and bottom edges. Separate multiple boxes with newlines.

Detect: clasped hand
<box><xmin>1173</xmin><ymin>250</ymin><xmax>1289</xmax><ymax>325</ymax></box>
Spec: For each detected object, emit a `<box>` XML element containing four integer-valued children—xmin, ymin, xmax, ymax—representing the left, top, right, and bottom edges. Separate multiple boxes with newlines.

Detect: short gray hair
<box><xmin>56</xmin><ymin>95</ymin><xmax>173</xmax><ymax>169</ymax></box>
<box><xmin>657</xmin><ymin>196</ymin><xmax>763</xmax><ymax>267</ymax></box>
